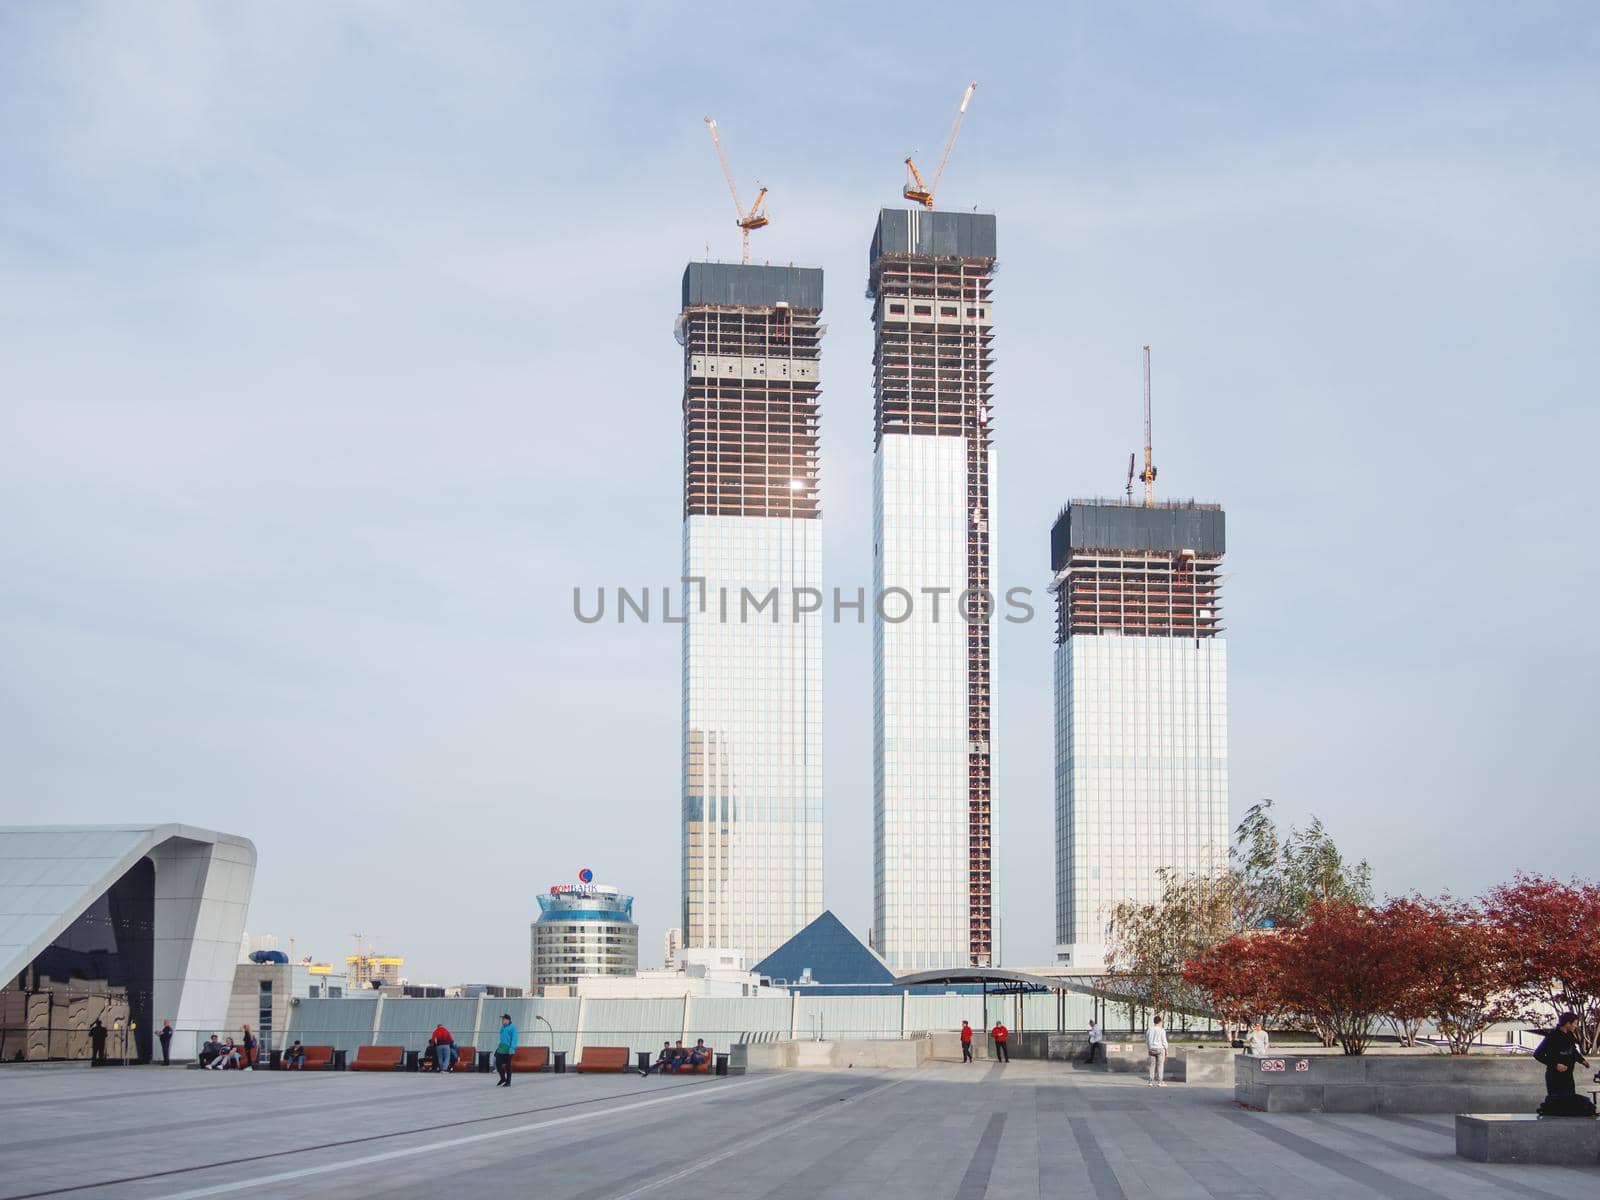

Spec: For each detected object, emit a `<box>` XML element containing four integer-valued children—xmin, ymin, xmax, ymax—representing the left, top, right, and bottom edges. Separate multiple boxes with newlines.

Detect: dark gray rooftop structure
<box><xmin>1051</xmin><ymin>501</ymin><xmax>1226</xmax><ymax>574</ymax></box>
<box><xmin>681</xmin><ymin>262</ymin><xmax>824</xmax><ymax>311</ymax></box>
<box><xmin>870</xmin><ymin>208</ymin><xmax>996</xmax><ymax>264</ymax></box>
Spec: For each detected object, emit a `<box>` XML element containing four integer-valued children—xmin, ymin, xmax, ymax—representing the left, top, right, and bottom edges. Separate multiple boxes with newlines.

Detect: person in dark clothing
<box><xmin>88</xmin><ymin>1019</ymin><xmax>108</xmax><ymax>1066</ymax></box>
<box><xmin>1533</xmin><ymin>1012</ymin><xmax>1591</xmax><ymax>1105</ymax></box>
<box><xmin>688</xmin><ymin>1039</ymin><xmax>710</xmax><ymax>1070</ymax></box>
<box><xmin>158</xmin><ymin>1021</ymin><xmax>174</xmax><ymax>1065</ymax></box>
<box><xmin>640</xmin><ymin>1041</ymin><xmax>674</xmax><ymax>1076</ymax></box>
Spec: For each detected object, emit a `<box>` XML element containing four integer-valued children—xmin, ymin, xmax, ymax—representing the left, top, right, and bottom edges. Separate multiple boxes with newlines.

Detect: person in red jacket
<box><xmin>960</xmin><ymin>1021</ymin><xmax>974</xmax><ymax>1063</ymax></box>
<box><xmin>990</xmin><ymin>1021</ymin><xmax>1009</xmax><ymax>1063</ymax></box>
<box><xmin>431</xmin><ymin>1024</ymin><xmax>456</xmax><ymax>1074</ymax></box>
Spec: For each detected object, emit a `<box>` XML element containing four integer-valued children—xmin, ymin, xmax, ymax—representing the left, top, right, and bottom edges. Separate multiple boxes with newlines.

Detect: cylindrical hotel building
<box><xmin>529</xmin><ymin>886</ymin><xmax>638</xmax><ymax>991</ymax></box>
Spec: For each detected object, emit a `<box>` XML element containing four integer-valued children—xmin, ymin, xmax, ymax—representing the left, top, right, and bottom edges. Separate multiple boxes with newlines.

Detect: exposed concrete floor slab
<box><xmin>0</xmin><ymin>1060</ymin><xmax>1594</xmax><ymax>1199</ymax></box>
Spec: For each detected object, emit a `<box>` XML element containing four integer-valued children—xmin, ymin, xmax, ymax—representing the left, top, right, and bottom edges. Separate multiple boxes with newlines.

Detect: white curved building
<box><xmin>0</xmin><ymin>824</ymin><xmax>256</xmax><ymax>1062</ymax></box>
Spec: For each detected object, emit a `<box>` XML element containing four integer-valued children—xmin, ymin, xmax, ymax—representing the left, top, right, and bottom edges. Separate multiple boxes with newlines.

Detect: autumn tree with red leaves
<box><xmin>1181</xmin><ymin>932</ymin><xmax>1290</xmax><ymax>1032</ymax></box>
<box><xmin>1484</xmin><ymin>874</ymin><xmax>1600</xmax><ymax>1053</ymax></box>
<box><xmin>1272</xmin><ymin>901</ymin><xmax>1431</xmax><ymax>1055</ymax></box>
<box><xmin>1379</xmin><ymin>896</ymin><xmax>1519</xmax><ymax>1055</ymax></box>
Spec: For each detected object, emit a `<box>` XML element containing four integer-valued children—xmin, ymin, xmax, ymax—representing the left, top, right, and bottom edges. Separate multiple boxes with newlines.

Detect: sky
<box><xmin>2</xmin><ymin>1</ymin><xmax>1598</xmax><ymax>984</ymax></box>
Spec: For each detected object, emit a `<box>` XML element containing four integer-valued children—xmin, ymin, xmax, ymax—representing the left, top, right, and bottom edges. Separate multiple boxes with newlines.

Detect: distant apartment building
<box><xmin>868</xmin><ymin>209</ymin><xmax>998</xmax><ymax>970</ymax></box>
<box><xmin>678</xmin><ymin>262</ymin><xmax>825</xmax><ymax>964</ymax></box>
<box><xmin>663</xmin><ymin>926</ymin><xmax>683</xmax><ymax>969</ymax></box>
<box><xmin>1050</xmin><ymin>500</ymin><xmax>1229</xmax><ymax>966</ymax></box>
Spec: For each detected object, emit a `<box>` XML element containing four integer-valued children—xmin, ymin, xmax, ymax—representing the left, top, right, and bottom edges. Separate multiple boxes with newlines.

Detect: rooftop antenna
<box><xmin>1140</xmin><ymin>344</ymin><xmax>1157</xmax><ymax>505</ymax></box>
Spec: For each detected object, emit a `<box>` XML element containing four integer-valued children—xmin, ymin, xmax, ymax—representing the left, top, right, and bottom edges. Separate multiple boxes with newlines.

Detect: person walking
<box><xmin>960</xmin><ymin>1021</ymin><xmax>974</xmax><ymax>1063</ymax></box>
<box><xmin>493</xmin><ymin>1014</ymin><xmax>518</xmax><ymax>1087</ymax></box>
<box><xmin>1147</xmin><ymin>1016</ymin><xmax>1169</xmax><ymax>1087</ymax></box>
<box><xmin>1245</xmin><ymin>1023</ymin><xmax>1270</xmax><ymax>1057</ymax></box>
<box><xmin>1533</xmin><ymin>1012</ymin><xmax>1591</xmax><ymax>1109</ymax></box>
<box><xmin>158</xmin><ymin>1020</ymin><xmax>174</xmax><ymax>1065</ymax></box>
<box><xmin>432</xmin><ymin>1024</ymin><xmax>456</xmax><ymax>1074</ymax></box>
<box><xmin>990</xmin><ymin>1020</ymin><xmax>1010</xmax><ymax>1064</ymax></box>
<box><xmin>88</xmin><ymin>1018</ymin><xmax>108</xmax><ymax>1067</ymax></box>
<box><xmin>1085</xmin><ymin>1019</ymin><xmax>1105</xmax><ymax>1065</ymax></box>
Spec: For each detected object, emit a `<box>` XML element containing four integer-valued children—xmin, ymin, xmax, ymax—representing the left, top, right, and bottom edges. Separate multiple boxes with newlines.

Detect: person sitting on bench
<box><xmin>1534</xmin><ymin>1012</ymin><xmax>1594</xmax><ymax>1116</ymax></box>
<box><xmin>687</xmin><ymin>1039</ymin><xmax>709</xmax><ymax>1070</ymax></box>
<box><xmin>284</xmin><ymin>1040</ymin><xmax>306</xmax><ymax>1069</ymax></box>
<box><xmin>209</xmin><ymin>1038</ymin><xmax>239</xmax><ymax>1070</ymax></box>
<box><xmin>667</xmin><ymin>1041</ymin><xmax>690</xmax><ymax>1072</ymax></box>
<box><xmin>640</xmin><ymin>1041</ymin><xmax>675</xmax><ymax>1076</ymax></box>
<box><xmin>197</xmin><ymin>1035</ymin><xmax>223</xmax><ymax>1068</ymax></box>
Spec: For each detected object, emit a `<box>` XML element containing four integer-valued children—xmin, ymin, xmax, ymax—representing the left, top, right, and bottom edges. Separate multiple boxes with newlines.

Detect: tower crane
<box><xmin>903</xmin><ymin>81</ymin><xmax>978</xmax><ymax>209</ymax></box>
<box><xmin>703</xmin><ymin>116</ymin><xmax>769</xmax><ymax>264</ymax></box>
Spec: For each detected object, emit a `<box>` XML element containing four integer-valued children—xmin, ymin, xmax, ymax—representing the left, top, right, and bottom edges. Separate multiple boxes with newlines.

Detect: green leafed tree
<box><xmin>1233</xmin><ymin>799</ymin><xmax>1373</xmax><ymax>929</ymax></box>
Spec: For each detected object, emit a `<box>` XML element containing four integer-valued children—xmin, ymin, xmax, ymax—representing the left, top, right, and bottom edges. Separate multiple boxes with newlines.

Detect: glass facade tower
<box><xmin>678</xmin><ymin>263</ymin><xmax>824</xmax><ymax>965</ymax></box>
<box><xmin>869</xmin><ymin>209</ymin><xmax>998</xmax><ymax>970</ymax></box>
<box><xmin>1050</xmin><ymin>501</ymin><xmax>1229</xmax><ymax>967</ymax></box>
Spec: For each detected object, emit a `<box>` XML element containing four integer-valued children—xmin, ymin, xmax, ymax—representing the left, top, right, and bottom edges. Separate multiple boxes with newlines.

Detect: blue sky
<box><xmin>3</xmin><ymin>1</ymin><xmax>1597</xmax><ymax>982</ymax></box>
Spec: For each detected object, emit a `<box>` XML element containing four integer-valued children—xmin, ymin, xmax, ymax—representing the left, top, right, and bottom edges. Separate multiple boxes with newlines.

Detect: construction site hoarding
<box><xmin>681</xmin><ymin>262</ymin><xmax>824</xmax><ymax>311</ymax></box>
<box><xmin>871</xmin><ymin>208</ymin><xmax>997</xmax><ymax>263</ymax></box>
<box><xmin>1051</xmin><ymin>502</ymin><xmax>1225</xmax><ymax>572</ymax></box>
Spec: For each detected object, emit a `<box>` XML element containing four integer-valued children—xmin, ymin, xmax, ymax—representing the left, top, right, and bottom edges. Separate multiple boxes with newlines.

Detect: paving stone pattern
<box><xmin>0</xmin><ymin>1059</ymin><xmax>1595</xmax><ymax>1199</ymax></box>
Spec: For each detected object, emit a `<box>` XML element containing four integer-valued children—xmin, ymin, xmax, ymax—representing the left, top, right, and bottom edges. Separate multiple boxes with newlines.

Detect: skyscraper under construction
<box><xmin>1050</xmin><ymin>499</ymin><xmax>1229</xmax><ymax>966</ymax></box>
<box><xmin>869</xmin><ymin>209</ymin><xmax>998</xmax><ymax>970</ymax></box>
<box><xmin>678</xmin><ymin>262</ymin><xmax>824</xmax><ymax>965</ymax></box>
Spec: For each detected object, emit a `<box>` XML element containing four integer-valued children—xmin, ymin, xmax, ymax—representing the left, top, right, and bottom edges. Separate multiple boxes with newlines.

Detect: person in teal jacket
<box><xmin>494</xmin><ymin>1014</ymin><xmax>518</xmax><ymax>1087</ymax></box>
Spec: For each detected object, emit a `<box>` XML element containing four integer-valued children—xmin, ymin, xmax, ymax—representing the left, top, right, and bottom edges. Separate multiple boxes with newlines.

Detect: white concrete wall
<box><xmin>148</xmin><ymin>830</ymin><xmax>256</xmax><ymax>1060</ymax></box>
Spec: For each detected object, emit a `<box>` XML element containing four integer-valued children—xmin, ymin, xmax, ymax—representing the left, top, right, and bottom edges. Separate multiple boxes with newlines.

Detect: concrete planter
<box><xmin>1456</xmin><ymin>1114</ymin><xmax>1600</xmax><ymax>1165</ymax></box>
<box><xmin>1236</xmin><ymin>1053</ymin><xmax>1545</xmax><ymax>1114</ymax></box>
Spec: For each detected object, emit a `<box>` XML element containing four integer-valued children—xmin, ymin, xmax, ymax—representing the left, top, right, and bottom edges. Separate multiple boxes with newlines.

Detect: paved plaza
<box><xmin>1</xmin><ymin>1059</ymin><xmax>1596</xmax><ymax>1199</ymax></box>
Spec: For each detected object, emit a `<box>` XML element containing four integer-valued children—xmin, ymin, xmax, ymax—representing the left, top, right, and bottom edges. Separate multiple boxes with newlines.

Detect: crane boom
<box><xmin>930</xmin><ymin>81</ymin><xmax>977</xmax><ymax>197</ymax></box>
<box><xmin>1141</xmin><ymin>344</ymin><xmax>1158</xmax><ymax>505</ymax></box>
<box><xmin>902</xmin><ymin>80</ymin><xmax>978</xmax><ymax>209</ymax></box>
<box><xmin>703</xmin><ymin>116</ymin><xmax>769</xmax><ymax>264</ymax></box>
<box><xmin>703</xmin><ymin>117</ymin><xmax>745</xmax><ymax>221</ymax></box>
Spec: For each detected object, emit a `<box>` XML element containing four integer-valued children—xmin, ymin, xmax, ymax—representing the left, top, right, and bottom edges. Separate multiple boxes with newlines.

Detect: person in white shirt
<box><xmin>1147</xmin><ymin>1016</ymin><xmax>1169</xmax><ymax>1086</ymax></box>
<box><xmin>1084</xmin><ymin>1019</ymin><xmax>1105</xmax><ymax>1065</ymax></box>
<box><xmin>1245</xmin><ymin>1023</ymin><xmax>1269</xmax><ymax>1056</ymax></box>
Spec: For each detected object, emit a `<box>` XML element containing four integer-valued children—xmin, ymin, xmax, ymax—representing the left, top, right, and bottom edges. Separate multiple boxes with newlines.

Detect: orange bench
<box><xmin>575</xmin><ymin>1046</ymin><xmax>630</xmax><ymax>1074</ymax></box>
<box><xmin>450</xmin><ymin>1045</ymin><xmax>476</xmax><ymax>1072</ymax></box>
<box><xmin>278</xmin><ymin>1045</ymin><xmax>335</xmax><ymax>1070</ymax></box>
<box><xmin>350</xmin><ymin>1045</ymin><xmax>405</xmax><ymax>1072</ymax></box>
<box><xmin>655</xmin><ymin>1048</ymin><xmax>714</xmax><ymax>1074</ymax></box>
<box><xmin>510</xmin><ymin>1046</ymin><xmax>549</xmax><ymax>1073</ymax></box>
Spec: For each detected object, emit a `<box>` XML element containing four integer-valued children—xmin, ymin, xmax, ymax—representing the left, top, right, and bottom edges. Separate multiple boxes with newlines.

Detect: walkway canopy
<box><xmin>890</xmin><ymin>968</ymin><xmax>1120</xmax><ymax>1033</ymax></box>
<box><xmin>893</xmin><ymin>968</ymin><xmax>1063</xmax><ymax>995</ymax></box>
